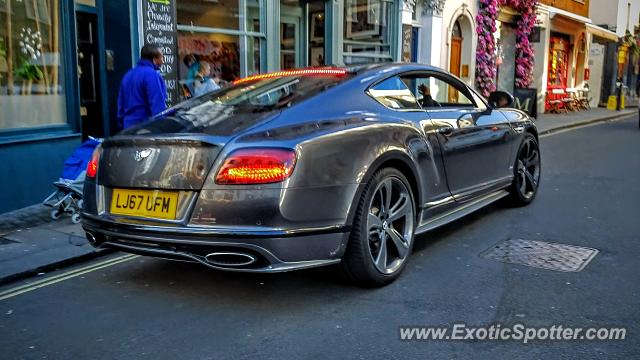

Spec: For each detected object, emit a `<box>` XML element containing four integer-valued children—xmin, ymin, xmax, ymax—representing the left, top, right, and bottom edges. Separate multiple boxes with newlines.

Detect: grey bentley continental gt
<box><xmin>81</xmin><ymin>63</ymin><xmax>541</xmax><ymax>286</ymax></box>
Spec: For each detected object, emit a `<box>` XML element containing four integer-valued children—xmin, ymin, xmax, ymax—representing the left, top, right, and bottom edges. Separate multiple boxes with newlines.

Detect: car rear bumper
<box><xmin>81</xmin><ymin>214</ymin><xmax>350</xmax><ymax>273</ymax></box>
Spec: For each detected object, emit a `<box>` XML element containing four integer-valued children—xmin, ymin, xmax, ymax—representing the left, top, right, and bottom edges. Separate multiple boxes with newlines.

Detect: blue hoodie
<box><xmin>117</xmin><ymin>59</ymin><xmax>167</xmax><ymax>129</ymax></box>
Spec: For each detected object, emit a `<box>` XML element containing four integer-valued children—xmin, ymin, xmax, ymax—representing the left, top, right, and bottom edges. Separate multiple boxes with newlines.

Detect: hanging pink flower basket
<box><xmin>475</xmin><ymin>0</ymin><xmax>538</xmax><ymax>97</ymax></box>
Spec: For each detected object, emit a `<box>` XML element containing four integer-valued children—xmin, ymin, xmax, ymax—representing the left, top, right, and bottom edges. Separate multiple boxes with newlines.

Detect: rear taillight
<box><xmin>215</xmin><ymin>148</ymin><xmax>297</xmax><ymax>185</ymax></box>
<box><xmin>86</xmin><ymin>148</ymin><xmax>100</xmax><ymax>178</ymax></box>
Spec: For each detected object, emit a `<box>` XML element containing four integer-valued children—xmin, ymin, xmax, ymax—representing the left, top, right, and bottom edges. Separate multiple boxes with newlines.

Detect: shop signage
<box><xmin>535</xmin><ymin>10</ymin><xmax>548</xmax><ymax>28</ymax></box>
<box><xmin>513</xmin><ymin>88</ymin><xmax>537</xmax><ymax>118</ymax></box>
<box><xmin>141</xmin><ymin>0</ymin><xmax>179</xmax><ymax>107</ymax></box>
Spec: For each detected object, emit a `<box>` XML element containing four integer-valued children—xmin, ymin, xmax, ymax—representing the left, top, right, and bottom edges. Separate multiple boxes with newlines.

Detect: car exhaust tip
<box><xmin>86</xmin><ymin>232</ymin><xmax>97</xmax><ymax>245</ymax></box>
<box><xmin>204</xmin><ymin>252</ymin><xmax>257</xmax><ymax>267</ymax></box>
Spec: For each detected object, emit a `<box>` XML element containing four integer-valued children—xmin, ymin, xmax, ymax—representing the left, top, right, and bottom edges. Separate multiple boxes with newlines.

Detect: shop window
<box><xmin>176</xmin><ymin>0</ymin><xmax>263</xmax><ymax>100</ymax></box>
<box><xmin>343</xmin><ymin>0</ymin><xmax>393</xmax><ymax>64</ymax></box>
<box><xmin>280</xmin><ymin>21</ymin><xmax>297</xmax><ymax>69</ymax></box>
<box><xmin>308</xmin><ymin>2</ymin><xmax>325</xmax><ymax>67</ymax></box>
<box><xmin>548</xmin><ymin>35</ymin><xmax>570</xmax><ymax>89</ymax></box>
<box><xmin>178</xmin><ymin>32</ymin><xmax>241</xmax><ymax>94</ymax></box>
<box><xmin>177</xmin><ymin>0</ymin><xmax>240</xmax><ymax>30</ymax></box>
<box><xmin>0</xmin><ymin>0</ymin><xmax>67</xmax><ymax>131</ymax></box>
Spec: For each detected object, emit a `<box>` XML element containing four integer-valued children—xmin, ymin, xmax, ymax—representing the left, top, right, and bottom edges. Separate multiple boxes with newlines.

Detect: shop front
<box><xmin>0</xmin><ymin>0</ymin><xmax>84</xmax><ymax>213</ymax></box>
<box><xmin>137</xmin><ymin>0</ymin><xmax>402</xmax><ymax>105</ymax></box>
<box><xmin>583</xmin><ymin>24</ymin><xmax>618</xmax><ymax>108</ymax></box>
<box><xmin>494</xmin><ymin>7</ymin><xmax>520</xmax><ymax>94</ymax></box>
<box><xmin>542</xmin><ymin>7</ymin><xmax>590</xmax><ymax>111</ymax></box>
<box><xmin>546</xmin><ymin>33</ymin><xmax>571</xmax><ymax>90</ymax></box>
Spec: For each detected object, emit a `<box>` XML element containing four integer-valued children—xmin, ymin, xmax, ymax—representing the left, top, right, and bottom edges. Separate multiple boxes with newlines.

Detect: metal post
<box><xmin>616</xmin><ymin>78</ymin><xmax>622</xmax><ymax>111</ymax></box>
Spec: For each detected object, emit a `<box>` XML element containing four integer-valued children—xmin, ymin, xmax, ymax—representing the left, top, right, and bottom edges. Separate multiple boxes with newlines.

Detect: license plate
<box><xmin>110</xmin><ymin>189</ymin><xmax>179</xmax><ymax>220</ymax></box>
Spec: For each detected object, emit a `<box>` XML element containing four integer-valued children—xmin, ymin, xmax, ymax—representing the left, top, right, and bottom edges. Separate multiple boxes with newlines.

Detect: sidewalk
<box><xmin>534</xmin><ymin>107</ymin><xmax>636</xmax><ymax>134</ymax></box>
<box><xmin>0</xmin><ymin>205</ymin><xmax>108</xmax><ymax>285</ymax></box>
<box><xmin>0</xmin><ymin>107</ymin><xmax>636</xmax><ymax>285</ymax></box>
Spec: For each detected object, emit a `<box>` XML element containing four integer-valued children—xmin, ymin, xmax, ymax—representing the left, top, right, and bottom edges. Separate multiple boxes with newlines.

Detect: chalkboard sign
<box><xmin>141</xmin><ymin>0</ymin><xmax>179</xmax><ymax>107</ymax></box>
<box><xmin>513</xmin><ymin>88</ymin><xmax>538</xmax><ymax>118</ymax></box>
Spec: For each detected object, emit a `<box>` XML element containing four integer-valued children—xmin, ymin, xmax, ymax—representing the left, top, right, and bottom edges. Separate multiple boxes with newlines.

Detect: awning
<box><xmin>548</xmin><ymin>6</ymin><xmax>592</xmax><ymax>25</ymax></box>
<box><xmin>586</xmin><ymin>23</ymin><xmax>619</xmax><ymax>42</ymax></box>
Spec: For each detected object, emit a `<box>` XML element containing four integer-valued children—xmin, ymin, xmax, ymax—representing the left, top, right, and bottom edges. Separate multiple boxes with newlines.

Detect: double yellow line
<box><xmin>0</xmin><ymin>254</ymin><xmax>139</xmax><ymax>301</ymax></box>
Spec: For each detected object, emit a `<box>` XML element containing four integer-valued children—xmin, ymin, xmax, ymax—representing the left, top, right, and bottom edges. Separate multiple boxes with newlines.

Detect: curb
<box><xmin>538</xmin><ymin>111</ymin><xmax>636</xmax><ymax>136</ymax></box>
<box><xmin>0</xmin><ymin>248</ymin><xmax>115</xmax><ymax>287</ymax></box>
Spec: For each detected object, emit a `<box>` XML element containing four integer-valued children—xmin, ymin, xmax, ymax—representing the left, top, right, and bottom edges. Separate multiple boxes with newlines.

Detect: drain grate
<box><xmin>481</xmin><ymin>239</ymin><xmax>598</xmax><ymax>272</ymax></box>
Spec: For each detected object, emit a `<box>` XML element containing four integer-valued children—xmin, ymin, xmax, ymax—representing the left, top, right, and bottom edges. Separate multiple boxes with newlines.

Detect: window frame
<box><xmin>0</xmin><ymin>0</ymin><xmax>80</xmax><ymax>145</ymax></box>
<box><xmin>397</xmin><ymin>70</ymin><xmax>483</xmax><ymax>111</ymax></box>
<box><xmin>341</xmin><ymin>0</ymin><xmax>399</xmax><ymax>65</ymax></box>
<box><xmin>365</xmin><ymin>74</ymin><xmax>423</xmax><ymax>112</ymax></box>
<box><xmin>175</xmin><ymin>0</ymin><xmax>267</xmax><ymax>78</ymax></box>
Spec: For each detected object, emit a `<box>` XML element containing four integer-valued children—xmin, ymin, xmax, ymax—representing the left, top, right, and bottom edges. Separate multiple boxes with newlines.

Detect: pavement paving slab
<box><xmin>0</xmin><ymin>219</ymin><xmax>99</xmax><ymax>284</ymax></box>
<box><xmin>534</xmin><ymin>108</ymin><xmax>635</xmax><ymax>134</ymax></box>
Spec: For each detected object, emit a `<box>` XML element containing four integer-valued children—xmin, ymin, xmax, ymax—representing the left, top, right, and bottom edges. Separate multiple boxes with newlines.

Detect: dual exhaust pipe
<box><xmin>86</xmin><ymin>232</ymin><xmax>257</xmax><ymax>268</ymax></box>
<box><xmin>86</xmin><ymin>232</ymin><xmax>98</xmax><ymax>245</ymax></box>
<box><xmin>204</xmin><ymin>252</ymin><xmax>257</xmax><ymax>267</ymax></box>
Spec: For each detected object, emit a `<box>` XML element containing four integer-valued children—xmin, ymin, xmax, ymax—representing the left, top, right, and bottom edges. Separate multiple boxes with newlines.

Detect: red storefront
<box><xmin>547</xmin><ymin>34</ymin><xmax>571</xmax><ymax>89</ymax></box>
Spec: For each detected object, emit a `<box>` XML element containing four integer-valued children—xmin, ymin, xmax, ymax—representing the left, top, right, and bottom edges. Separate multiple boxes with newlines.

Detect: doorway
<box><xmin>448</xmin><ymin>20</ymin><xmax>462</xmax><ymax>102</ymax></box>
<box><xmin>76</xmin><ymin>11</ymin><xmax>103</xmax><ymax>139</ymax></box>
<box><xmin>308</xmin><ymin>1</ymin><xmax>325</xmax><ymax>66</ymax></box>
<box><xmin>280</xmin><ymin>0</ymin><xmax>326</xmax><ymax>69</ymax></box>
<box><xmin>280</xmin><ymin>16</ymin><xmax>302</xmax><ymax>69</ymax></box>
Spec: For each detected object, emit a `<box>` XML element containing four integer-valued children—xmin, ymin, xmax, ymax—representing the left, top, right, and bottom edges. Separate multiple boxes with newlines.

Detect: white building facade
<box><xmin>589</xmin><ymin>0</ymin><xmax>640</xmax><ymax>106</ymax></box>
<box><xmin>405</xmin><ymin>0</ymin><xmax>479</xmax><ymax>88</ymax></box>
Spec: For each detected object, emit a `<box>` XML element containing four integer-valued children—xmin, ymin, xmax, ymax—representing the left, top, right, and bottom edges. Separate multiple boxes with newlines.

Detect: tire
<box><xmin>51</xmin><ymin>208</ymin><xmax>62</xmax><ymax>220</ymax></box>
<box><xmin>507</xmin><ymin>133</ymin><xmax>541</xmax><ymax>206</ymax></box>
<box><xmin>71</xmin><ymin>213</ymin><xmax>81</xmax><ymax>224</ymax></box>
<box><xmin>341</xmin><ymin>168</ymin><xmax>416</xmax><ymax>287</ymax></box>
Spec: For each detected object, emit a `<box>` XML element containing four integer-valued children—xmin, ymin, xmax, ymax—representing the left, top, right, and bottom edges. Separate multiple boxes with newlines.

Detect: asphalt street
<box><xmin>1</xmin><ymin>116</ymin><xmax>639</xmax><ymax>359</ymax></box>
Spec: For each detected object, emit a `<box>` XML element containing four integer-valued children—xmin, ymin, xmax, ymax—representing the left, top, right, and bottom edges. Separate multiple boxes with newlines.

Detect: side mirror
<box><xmin>488</xmin><ymin>91</ymin><xmax>515</xmax><ymax>108</ymax></box>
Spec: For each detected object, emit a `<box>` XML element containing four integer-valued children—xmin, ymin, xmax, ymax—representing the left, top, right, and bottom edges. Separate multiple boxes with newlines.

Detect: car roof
<box><xmin>349</xmin><ymin>62</ymin><xmax>444</xmax><ymax>75</ymax></box>
<box><xmin>340</xmin><ymin>63</ymin><xmax>450</xmax><ymax>86</ymax></box>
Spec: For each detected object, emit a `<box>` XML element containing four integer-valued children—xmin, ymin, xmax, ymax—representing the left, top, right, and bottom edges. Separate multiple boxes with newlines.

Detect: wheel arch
<box><xmin>526</xmin><ymin>125</ymin><xmax>539</xmax><ymax>142</ymax></box>
<box><xmin>346</xmin><ymin>150</ymin><xmax>423</xmax><ymax>226</ymax></box>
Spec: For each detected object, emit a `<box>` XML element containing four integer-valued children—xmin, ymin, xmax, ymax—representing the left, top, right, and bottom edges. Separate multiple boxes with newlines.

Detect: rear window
<box><xmin>194</xmin><ymin>68</ymin><xmax>353</xmax><ymax>110</ymax></box>
<box><xmin>119</xmin><ymin>69</ymin><xmax>353</xmax><ymax>136</ymax></box>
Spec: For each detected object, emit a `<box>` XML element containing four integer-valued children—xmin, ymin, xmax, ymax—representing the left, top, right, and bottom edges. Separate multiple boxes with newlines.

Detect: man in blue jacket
<box><xmin>117</xmin><ymin>44</ymin><xmax>167</xmax><ymax>129</ymax></box>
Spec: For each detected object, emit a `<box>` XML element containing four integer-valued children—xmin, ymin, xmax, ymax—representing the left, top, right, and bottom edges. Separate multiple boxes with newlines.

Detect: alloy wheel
<box><xmin>516</xmin><ymin>137</ymin><xmax>541</xmax><ymax>200</ymax></box>
<box><xmin>366</xmin><ymin>177</ymin><xmax>415</xmax><ymax>274</ymax></box>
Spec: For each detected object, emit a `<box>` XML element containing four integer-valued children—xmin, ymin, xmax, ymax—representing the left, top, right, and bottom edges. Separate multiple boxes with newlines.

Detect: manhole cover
<box><xmin>481</xmin><ymin>239</ymin><xmax>598</xmax><ymax>272</ymax></box>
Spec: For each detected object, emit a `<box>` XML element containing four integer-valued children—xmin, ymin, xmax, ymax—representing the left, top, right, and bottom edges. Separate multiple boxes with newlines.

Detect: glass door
<box><xmin>308</xmin><ymin>1</ymin><xmax>325</xmax><ymax>66</ymax></box>
<box><xmin>280</xmin><ymin>16</ymin><xmax>301</xmax><ymax>69</ymax></box>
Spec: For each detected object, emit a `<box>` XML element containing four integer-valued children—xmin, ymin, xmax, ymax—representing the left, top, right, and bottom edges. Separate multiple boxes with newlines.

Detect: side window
<box><xmin>401</xmin><ymin>74</ymin><xmax>475</xmax><ymax>109</ymax></box>
<box><xmin>368</xmin><ymin>77</ymin><xmax>421</xmax><ymax>110</ymax></box>
<box><xmin>470</xmin><ymin>89</ymin><xmax>488</xmax><ymax>111</ymax></box>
